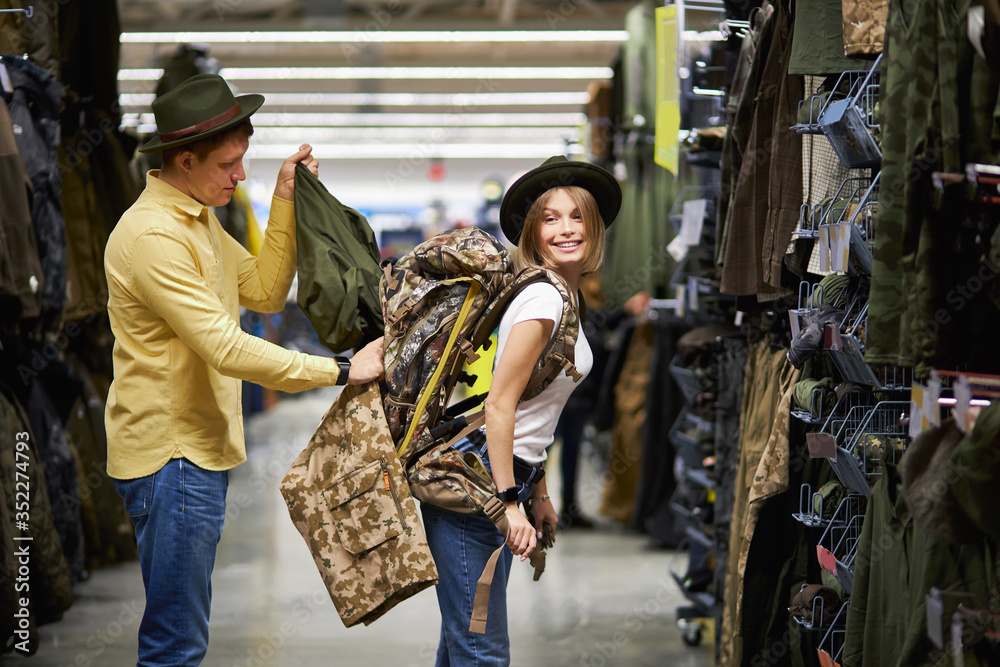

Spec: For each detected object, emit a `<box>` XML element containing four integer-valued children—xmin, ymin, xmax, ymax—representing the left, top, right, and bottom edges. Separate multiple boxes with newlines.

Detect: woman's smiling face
<box><xmin>536</xmin><ymin>188</ymin><xmax>587</xmax><ymax>275</ymax></box>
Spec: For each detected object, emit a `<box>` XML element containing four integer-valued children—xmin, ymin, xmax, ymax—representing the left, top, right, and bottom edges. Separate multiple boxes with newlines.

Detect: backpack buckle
<box><xmin>457</xmin><ymin>338</ymin><xmax>481</xmax><ymax>364</ymax></box>
<box><xmin>562</xmin><ymin>358</ymin><xmax>582</xmax><ymax>382</ymax></box>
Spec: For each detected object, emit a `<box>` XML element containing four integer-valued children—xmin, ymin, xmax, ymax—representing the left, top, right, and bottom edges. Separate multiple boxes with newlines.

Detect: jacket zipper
<box><xmin>380</xmin><ymin>457</ymin><xmax>408</xmax><ymax>530</ymax></box>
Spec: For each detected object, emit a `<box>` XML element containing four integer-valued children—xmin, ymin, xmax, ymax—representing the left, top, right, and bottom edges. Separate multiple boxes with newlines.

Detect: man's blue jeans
<box><xmin>421</xmin><ymin>436</ymin><xmax>534</xmax><ymax>667</ymax></box>
<box><xmin>113</xmin><ymin>458</ymin><xmax>229</xmax><ymax>667</ymax></box>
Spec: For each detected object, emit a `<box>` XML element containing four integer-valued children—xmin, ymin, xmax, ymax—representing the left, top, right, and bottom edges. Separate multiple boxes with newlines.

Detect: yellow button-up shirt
<box><xmin>105</xmin><ymin>171</ymin><xmax>341</xmax><ymax>479</ymax></box>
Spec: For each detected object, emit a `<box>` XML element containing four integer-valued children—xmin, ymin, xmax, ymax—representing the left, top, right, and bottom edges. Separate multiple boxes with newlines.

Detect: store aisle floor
<box><xmin>25</xmin><ymin>389</ymin><xmax>713</xmax><ymax>667</ymax></box>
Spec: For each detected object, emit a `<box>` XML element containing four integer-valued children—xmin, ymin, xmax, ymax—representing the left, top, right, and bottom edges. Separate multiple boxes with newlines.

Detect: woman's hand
<box><xmin>504</xmin><ymin>505</ymin><xmax>538</xmax><ymax>558</ymax></box>
<box><xmin>530</xmin><ymin>496</ymin><xmax>558</xmax><ymax>548</ymax></box>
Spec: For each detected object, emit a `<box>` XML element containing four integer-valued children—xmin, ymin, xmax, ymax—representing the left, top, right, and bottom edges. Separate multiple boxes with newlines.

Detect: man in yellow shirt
<box><xmin>104</xmin><ymin>73</ymin><xmax>384</xmax><ymax>667</ymax></box>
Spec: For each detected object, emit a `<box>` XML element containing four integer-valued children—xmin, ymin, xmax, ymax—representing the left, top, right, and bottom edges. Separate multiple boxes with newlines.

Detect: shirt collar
<box><xmin>145</xmin><ymin>170</ymin><xmax>210</xmax><ymax>220</ymax></box>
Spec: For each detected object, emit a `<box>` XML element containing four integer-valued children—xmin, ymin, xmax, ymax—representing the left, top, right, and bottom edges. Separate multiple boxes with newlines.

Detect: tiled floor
<box><xmin>16</xmin><ymin>388</ymin><xmax>714</xmax><ymax>666</ymax></box>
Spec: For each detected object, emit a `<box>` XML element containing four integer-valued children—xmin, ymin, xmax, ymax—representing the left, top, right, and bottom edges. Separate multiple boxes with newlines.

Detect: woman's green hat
<box><xmin>139</xmin><ymin>73</ymin><xmax>264</xmax><ymax>153</ymax></box>
<box><xmin>499</xmin><ymin>156</ymin><xmax>622</xmax><ymax>244</ymax></box>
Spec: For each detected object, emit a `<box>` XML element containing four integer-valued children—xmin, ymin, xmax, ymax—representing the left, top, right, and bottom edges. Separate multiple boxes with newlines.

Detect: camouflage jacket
<box><xmin>280</xmin><ymin>381</ymin><xmax>438</xmax><ymax>628</ymax></box>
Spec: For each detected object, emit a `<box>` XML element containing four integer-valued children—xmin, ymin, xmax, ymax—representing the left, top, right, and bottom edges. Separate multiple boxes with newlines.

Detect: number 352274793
<box><xmin>15</xmin><ymin>432</ymin><xmax>30</xmax><ymax>523</ymax></box>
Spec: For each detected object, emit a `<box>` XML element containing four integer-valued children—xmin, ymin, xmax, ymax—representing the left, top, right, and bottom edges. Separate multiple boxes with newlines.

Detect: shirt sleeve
<box><xmin>128</xmin><ymin>226</ymin><xmax>341</xmax><ymax>391</ymax></box>
<box><xmin>222</xmin><ymin>195</ymin><xmax>297</xmax><ymax>313</ymax></box>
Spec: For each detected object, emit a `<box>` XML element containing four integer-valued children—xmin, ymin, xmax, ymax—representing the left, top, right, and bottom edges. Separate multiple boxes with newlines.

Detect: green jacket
<box><xmin>294</xmin><ymin>164</ymin><xmax>384</xmax><ymax>353</ymax></box>
<box><xmin>843</xmin><ymin>463</ymin><xmax>1000</xmax><ymax>666</ymax></box>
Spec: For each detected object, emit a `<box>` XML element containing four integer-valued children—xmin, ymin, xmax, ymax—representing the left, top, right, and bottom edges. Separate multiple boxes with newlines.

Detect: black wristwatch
<box><xmin>496</xmin><ymin>486</ymin><xmax>518</xmax><ymax>503</ymax></box>
<box><xmin>334</xmin><ymin>356</ymin><xmax>351</xmax><ymax>386</ymax></box>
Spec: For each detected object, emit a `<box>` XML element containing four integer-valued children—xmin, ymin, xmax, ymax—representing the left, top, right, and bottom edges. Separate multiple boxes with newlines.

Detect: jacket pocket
<box><xmin>323</xmin><ymin>459</ymin><xmax>404</xmax><ymax>554</ymax></box>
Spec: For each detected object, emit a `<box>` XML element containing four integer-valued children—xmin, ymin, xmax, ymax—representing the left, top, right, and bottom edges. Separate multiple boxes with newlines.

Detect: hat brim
<box><xmin>138</xmin><ymin>93</ymin><xmax>264</xmax><ymax>153</ymax></box>
<box><xmin>499</xmin><ymin>160</ymin><xmax>622</xmax><ymax>244</ymax></box>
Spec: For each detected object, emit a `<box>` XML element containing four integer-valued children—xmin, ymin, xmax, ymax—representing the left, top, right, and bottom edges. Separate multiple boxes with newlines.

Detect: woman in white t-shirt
<box><xmin>421</xmin><ymin>156</ymin><xmax>622</xmax><ymax>666</ymax></box>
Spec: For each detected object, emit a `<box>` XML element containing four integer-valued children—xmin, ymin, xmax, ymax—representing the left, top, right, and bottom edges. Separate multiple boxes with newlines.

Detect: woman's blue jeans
<box><xmin>421</xmin><ymin>436</ymin><xmax>534</xmax><ymax>667</ymax></box>
<box><xmin>113</xmin><ymin>458</ymin><xmax>229</xmax><ymax>667</ymax></box>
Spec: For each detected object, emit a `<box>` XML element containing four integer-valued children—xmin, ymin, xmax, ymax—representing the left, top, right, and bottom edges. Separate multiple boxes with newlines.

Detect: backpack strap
<box><xmin>520</xmin><ymin>269</ymin><xmax>582</xmax><ymax>401</ymax></box>
<box><xmin>469</xmin><ymin>540</ymin><xmax>506</xmax><ymax>634</ymax></box>
<box><xmin>470</xmin><ymin>496</ymin><xmax>510</xmax><ymax>634</ymax></box>
<box><xmin>397</xmin><ymin>278</ymin><xmax>482</xmax><ymax>458</ymax></box>
<box><xmin>470</xmin><ymin>268</ymin><xmax>581</xmax><ymax>403</ymax></box>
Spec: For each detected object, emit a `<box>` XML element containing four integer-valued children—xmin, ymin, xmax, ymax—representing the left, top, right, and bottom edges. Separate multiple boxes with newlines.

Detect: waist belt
<box><xmin>469</xmin><ymin>427</ymin><xmax>545</xmax><ymax>486</ymax></box>
<box><xmin>513</xmin><ymin>455</ymin><xmax>544</xmax><ymax>486</ymax></box>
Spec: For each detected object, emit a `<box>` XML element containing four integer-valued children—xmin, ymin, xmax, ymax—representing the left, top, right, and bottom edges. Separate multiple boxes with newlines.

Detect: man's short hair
<box><xmin>161</xmin><ymin>119</ymin><xmax>254</xmax><ymax>166</ymax></box>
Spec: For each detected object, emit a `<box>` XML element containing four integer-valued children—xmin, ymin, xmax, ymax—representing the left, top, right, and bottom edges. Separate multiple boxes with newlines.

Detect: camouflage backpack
<box><xmin>380</xmin><ymin>226</ymin><xmax>582</xmax><ymax>633</ymax></box>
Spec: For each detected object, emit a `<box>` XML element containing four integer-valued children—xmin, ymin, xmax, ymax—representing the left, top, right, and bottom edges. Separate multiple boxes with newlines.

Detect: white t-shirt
<box><xmin>493</xmin><ymin>282</ymin><xmax>593</xmax><ymax>464</ymax></box>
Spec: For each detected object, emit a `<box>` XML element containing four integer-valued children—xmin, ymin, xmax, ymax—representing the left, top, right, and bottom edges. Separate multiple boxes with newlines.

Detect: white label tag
<box><xmin>926</xmin><ymin>589</ymin><xmax>944</xmax><ymax>649</ymax></box>
<box><xmin>680</xmin><ymin>199</ymin><xmax>706</xmax><ymax>245</ymax></box>
<box><xmin>951</xmin><ymin>612</ymin><xmax>966</xmax><ymax>667</ymax></box>
<box><xmin>666</xmin><ymin>235</ymin><xmax>688</xmax><ymax>262</ymax></box>
<box><xmin>687</xmin><ymin>277</ymin><xmax>699</xmax><ymax>312</ymax></box>
<box><xmin>910</xmin><ymin>382</ymin><xmax>926</xmax><ymax>438</ymax></box>
<box><xmin>0</xmin><ymin>64</ymin><xmax>12</xmax><ymax>94</ymax></box>
<box><xmin>826</xmin><ymin>223</ymin><xmax>851</xmax><ymax>273</ymax></box>
<box><xmin>926</xmin><ymin>378</ymin><xmax>941</xmax><ymax>428</ymax></box>
<box><xmin>818</xmin><ymin>226</ymin><xmax>831</xmax><ymax>273</ymax></box>
<box><xmin>955</xmin><ymin>377</ymin><xmax>973</xmax><ymax>433</ymax></box>
<box><xmin>666</xmin><ymin>199</ymin><xmax>707</xmax><ymax>262</ymax></box>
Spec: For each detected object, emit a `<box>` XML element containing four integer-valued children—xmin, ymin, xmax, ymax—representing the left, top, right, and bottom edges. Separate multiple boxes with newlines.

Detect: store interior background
<box><xmin>115</xmin><ymin>0</ymin><xmax>718</xmax><ymax>238</ymax></box>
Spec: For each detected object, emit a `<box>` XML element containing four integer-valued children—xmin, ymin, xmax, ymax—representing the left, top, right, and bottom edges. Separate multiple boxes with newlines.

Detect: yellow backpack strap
<box><xmin>397</xmin><ymin>278</ymin><xmax>481</xmax><ymax>458</ymax></box>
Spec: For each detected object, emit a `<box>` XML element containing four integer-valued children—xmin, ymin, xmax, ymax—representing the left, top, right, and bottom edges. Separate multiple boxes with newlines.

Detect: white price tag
<box><xmin>910</xmin><ymin>382</ymin><xmax>926</xmax><ymax>439</ymax></box>
<box><xmin>680</xmin><ymin>199</ymin><xmax>706</xmax><ymax>245</ymax></box>
<box><xmin>926</xmin><ymin>377</ymin><xmax>941</xmax><ymax>428</ymax></box>
<box><xmin>0</xmin><ymin>63</ymin><xmax>12</xmax><ymax>94</ymax></box>
<box><xmin>666</xmin><ymin>199</ymin><xmax>707</xmax><ymax>262</ymax></box>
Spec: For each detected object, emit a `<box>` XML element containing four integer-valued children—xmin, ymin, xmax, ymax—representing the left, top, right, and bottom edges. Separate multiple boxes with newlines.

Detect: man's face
<box><xmin>186</xmin><ymin>135</ymin><xmax>249</xmax><ymax>208</ymax></box>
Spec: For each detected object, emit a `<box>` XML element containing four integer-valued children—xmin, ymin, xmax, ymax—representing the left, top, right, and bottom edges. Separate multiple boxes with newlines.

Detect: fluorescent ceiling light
<box><xmin>237</xmin><ymin>112</ymin><xmax>585</xmax><ymax>126</ymax></box>
<box><xmin>119</xmin><ymin>69</ymin><xmax>164</xmax><ymax>81</ymax></box>
<box><xmin>120</xmin><ymin>30</ymin><xmax>629</xmax><ymax>44</ymax></box>
<box><xmin>118</xmin><ymin>91</ymin><xmax>591</xmax><ymax>108</ymax></box>
<box><xmin>125</xmin><ymin>121</ymin><xmax>580</xmax><ymax>142</ymax></box>
<box><xmin>118</xmin><ymin>66</ymin><xmax>613</xmax><ymax>81</ymax></box>
<box><xmin>243</xmin><ymin>142</ymin><xmax>585</xmax><ymax>159</ymax></box>
<box><xmin>238</xmin><ymin>126</ymin><xmax>578</xmax><ymax>142</ymax></box>
<box><xmin>124</xmin><ymin>111</ymin><xmax>585</xmax><ymax>127</ymax></box>
<box><xmin>938</xmin><ymin>398</ymin><xmax>992</xmax><ymax>407</ymax></box>
<box><xmin>682</xmin><ymin>30</ymin><xmax>726</xmax><ymax>41</ymax></box>
<box><xmin>222</xmin><ymin>66</ymin><xmax>612</xmax><ymax>80</ymax></box>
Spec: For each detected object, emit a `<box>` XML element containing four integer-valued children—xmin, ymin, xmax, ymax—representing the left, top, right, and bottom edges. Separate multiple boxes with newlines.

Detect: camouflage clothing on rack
<box><xmin>842</xmin><ymin>0</ymin><xmax>888</xmax><ymax>56</ymax></box>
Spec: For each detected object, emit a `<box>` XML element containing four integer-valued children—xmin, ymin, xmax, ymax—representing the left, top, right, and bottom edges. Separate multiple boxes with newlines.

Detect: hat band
<box><xmin>158</xmin><ymin>102</ymin><xmax>242</xmax><ymax>144</ymax></box>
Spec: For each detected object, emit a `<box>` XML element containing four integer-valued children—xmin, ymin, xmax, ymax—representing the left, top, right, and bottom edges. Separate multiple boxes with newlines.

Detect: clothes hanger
<box><xmin>0</xmin><ymin>5</ymin><xmax>33</xmax><ymax>17</ymax></box>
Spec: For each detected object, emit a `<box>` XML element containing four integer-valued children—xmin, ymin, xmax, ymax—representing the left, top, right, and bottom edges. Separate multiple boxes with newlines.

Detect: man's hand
<box><xmin>346</xmin><ymin>336</ymin><xmax>385</xmax><ymax>385</ymax></box>
<box><xmin>274</xmin><ymin>144</ymin><xmax>319</xmax><ymax>201</ymax></box>
<box><xmin>624</xmin><ymin>291</ymin><xmax>651</xmax><ymax>316</ymax></box>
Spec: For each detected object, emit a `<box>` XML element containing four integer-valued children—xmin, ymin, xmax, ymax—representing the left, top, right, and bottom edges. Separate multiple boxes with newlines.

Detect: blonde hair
<box><xmin>513</xmin><ymin>186</ymin><xmax>606</xmax><ymax>275</ymax></box>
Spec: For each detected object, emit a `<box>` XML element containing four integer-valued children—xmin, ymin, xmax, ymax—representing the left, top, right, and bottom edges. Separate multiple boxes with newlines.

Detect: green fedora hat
<box><xmin>499</xmin><ymin>155</ymin><xmax>622</xmax><ymax>244</ymax></box>
<box><xmin>139</xmin><ymin>73</ymin><xmax>264</xmax><ymax>153</ymax></box>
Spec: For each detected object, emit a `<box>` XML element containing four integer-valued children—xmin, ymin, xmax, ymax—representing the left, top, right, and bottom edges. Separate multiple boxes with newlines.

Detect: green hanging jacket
<box><xmin>293</xmin><ymin>163</ymin><xmax>385</xmax><ymax>353</ymax></box>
